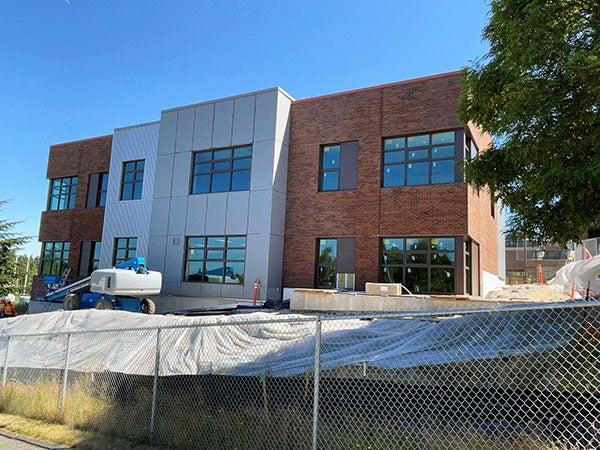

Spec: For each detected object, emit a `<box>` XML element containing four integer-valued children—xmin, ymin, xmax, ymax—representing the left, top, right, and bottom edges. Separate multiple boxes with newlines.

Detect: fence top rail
<box><xmin>317</xmin><ymin>299</ymin><xmax>600</xmax><ymax>322</ymax></box>
<box><xmin>2</xmin><ymin>300</ymin><xmax>599</xmax><ymax>339</ymax></box>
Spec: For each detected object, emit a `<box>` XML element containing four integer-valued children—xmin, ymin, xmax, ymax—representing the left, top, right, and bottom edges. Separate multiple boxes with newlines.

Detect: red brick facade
<box><xmin>33</xmin><ymin>135</ymin><xmax>112</xmax><ymax>298</ymax></box>
<box><xmin>282</xmin><ymin>72</ymin><xmax>499</xmax><ymax>293</ymax></box>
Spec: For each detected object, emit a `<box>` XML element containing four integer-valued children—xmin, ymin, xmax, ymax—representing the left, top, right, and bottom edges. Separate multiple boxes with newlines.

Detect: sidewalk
<box><xmin>0</xmin><ymin>430</ymin><xmax>72</xmax><ymax>449</ymax></box>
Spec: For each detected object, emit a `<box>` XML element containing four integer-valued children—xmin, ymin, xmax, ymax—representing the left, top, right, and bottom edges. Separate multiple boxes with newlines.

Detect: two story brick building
<box><xmin>34</xmin><ymin>71</ymin><xmax>505</xmax><ymax>302</ymax></box>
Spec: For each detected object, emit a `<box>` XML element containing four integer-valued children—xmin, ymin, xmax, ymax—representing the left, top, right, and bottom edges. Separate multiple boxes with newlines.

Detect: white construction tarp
<box><xmin>0</xmin><ymin>306</ymin><xmax>585</xmax><ymax>377</ymax></box>
<box><xmin>549</xmin><ymin>254</ymin><xmax>600</xmax><ymax>294</ymax></box>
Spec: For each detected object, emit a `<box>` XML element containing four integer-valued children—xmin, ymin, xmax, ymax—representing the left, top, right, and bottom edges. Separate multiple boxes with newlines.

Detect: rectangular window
<box><xmin>319</xmin><ymin>141</ymin><xmax>358</xmax><ymax>192</ymax></box>
<box><xmin>183</xmin><ymin>235</ymin><xmax>246</xmax><ymax>284</ymax></box>
<box><xmin>113</xmin><ymin>237</ymin><xmax>137</xmax><ymax>266</ymax></box>
<box><xmin>79</xmin><ymin>240</ymin><xmax>102</xmax><ymax>276</ymax></box>
<box><xmin>316</xmin><ymin>238</ymin><xmax>337</xmax><ymax>288</ymax></box>
<box><xmin>319</xmin><ymin>145</ymin><xmax>340</xmax><ymax>191</ymax></box>
<box><xmin>87</xmin><ymin>172</ymin><xmax>109</xmax><ymax>208</ymax></box>
<box><xmin>40</xmin><ymin>241</ymin><xmax>70</xmax><ymax>275</ymax></box>
<box><xmin>120</xmin><ymin>160</ymin><xmax>144</xmax><ymax>200</ymax></box>
<box><xmin>382</xmin><ymin>131</ymin><xmax>458</xmax><ymax>188</ymax></box>
<box><xmin>90</xmin><ymin>241</ymin><xmax>102</xmax><ymax>272</ymax></box>
<box><xmin>191</xmin><ymin>146</ymin><xmax>252</xmax><ymax>194</ymax></box>
<box><xmin>381</xmin><ymin>237</ymin><xmax>456</xmax><ymax>294</ymax></box>
<box><xmin>47</xmin><ymin>177</ymin><xmax>78</xmax><ymax>210</ymax></box>
<box><xmin>97</xmin><ymin>172</ymin><xmax>108</xmax><ymax>207</ymax></box>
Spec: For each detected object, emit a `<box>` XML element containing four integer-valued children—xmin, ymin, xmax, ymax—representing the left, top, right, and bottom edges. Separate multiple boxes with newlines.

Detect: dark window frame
<box><xmin>113</xmin><ymin>237</ymin><xmax>137</xmax><ymax>266</ymax></box>
<box><xmin>315</xmin><ymin>237</ymin><xmax>338</xmax><ymax>288</ymax></box>
<box><xmin>40</xmin><ymin>241</ymin><xmax>71</xmax><ymax>275</ymax></box>
<box><xmin>47</xmin><ymin>176</ymin><xmax>78</xmax><ymax>211</ymax></box>
<box><xmin>90</xmin><ymin>241</ymin><xmax>102</xmax><ymax>273</ymax></box>
<box><xmin>120</xmin><ymin>160</ymin><xmax>145</xmax><ymax>201</ymax></box>
<box><xmin>318</xmin><ymin>144</ymin><xmax>341</xmax><ymax>192</ymax></box>
<box><xmin>190</xmin><ymin>145</ymin><xmax>252</xmax><ymax>195</ymax></box>
<box><xmin>97</xmin><ymin>172</ymin><xmax>109</xmax><ymax>207</ymax></box>
<box><xmin>380</xmin><ymin>236</ymin><xmax>456</xmax><ymax>294</ymax></box>
<box><xmin>183</xmin><ymin>235</ymin><xmax>247</xmax><ymax>284</ymax></box>
<box><xmin>381</xmin><ymin>130</ymin><xmax>461</xmax><ymax>188</ymax></box>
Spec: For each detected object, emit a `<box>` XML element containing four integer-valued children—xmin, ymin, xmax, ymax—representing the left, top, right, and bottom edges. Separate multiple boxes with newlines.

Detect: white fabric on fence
<box><xmin>0</xmin><ymin>307</ymin><xmax>584</xmax><ymax>377</ymax></box>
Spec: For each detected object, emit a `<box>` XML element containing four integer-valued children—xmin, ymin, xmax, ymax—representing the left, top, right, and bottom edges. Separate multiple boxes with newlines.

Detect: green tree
<box><xmin>13</xmin><ymin>255</ymin><xmax>39</xmax><ymax>294</ymax></box>
<box><xmin>460</xmin><ymin>0</ymin><xmax>600</xmax><ymax>245</ymax></box>
<box><xmin>0</xmin><ymin>200</ymin><xmax>30</xmax><ymax>296</ymax></box>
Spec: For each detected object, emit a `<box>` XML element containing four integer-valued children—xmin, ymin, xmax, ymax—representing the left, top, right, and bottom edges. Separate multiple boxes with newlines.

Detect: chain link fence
<box><xmin>0</xmin><ymin>302</ymin><xmax>599</xmax><ymax>449</ymax></box>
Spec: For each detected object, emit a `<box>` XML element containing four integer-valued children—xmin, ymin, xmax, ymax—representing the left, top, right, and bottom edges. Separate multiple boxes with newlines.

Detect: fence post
<box><xmin>312</xmin><ymin>317</ymin><xmax>322</xmax><ymax>450</ymax></box>
<box><xmin>2</xmin><ymin>336</ymin><xmax>10</xmax><ymax>390</ymax></box>
<box><xmin>60</xmin><ymin>333</ymin><xmax>72</xmax><ymax>411</ymax></box>
<box><xmin>149</xmin><ymin>328</ymin><xmax>162</xmax><ymax>444</ymax></box>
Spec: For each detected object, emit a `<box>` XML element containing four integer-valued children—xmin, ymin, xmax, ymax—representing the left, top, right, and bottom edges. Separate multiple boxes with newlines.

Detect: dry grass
<box><xmin>0</xmin><ymin>376</ymin><xmax>578</xmax><ymax>449</ymax></box>
<box><xmin>0</xmin><ymin>379</ymin><xmax>156</xmax><ymax>449</ymax></box>
<box><xmin>0</xmin><ymin>413</ymin><xmax>156</xmax><ymax>449</ymax></box>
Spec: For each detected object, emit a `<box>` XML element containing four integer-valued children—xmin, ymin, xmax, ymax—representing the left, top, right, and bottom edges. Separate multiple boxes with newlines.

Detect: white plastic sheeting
<box><xmin>549</xmin><ymin>254</ymin><xmax>600</xmax><ymax>294</ymax></box>
<box><xmin>0</xmin><ymin>307</ymin><xmax>585</xmax><ymax>378</ymax></box>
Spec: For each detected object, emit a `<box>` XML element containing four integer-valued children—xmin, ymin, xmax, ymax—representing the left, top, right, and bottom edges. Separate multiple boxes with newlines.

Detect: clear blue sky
<box><xmin>0</xmin><ymin>0</ymin><xmax>489</xmax><ymax>256</ymax></box>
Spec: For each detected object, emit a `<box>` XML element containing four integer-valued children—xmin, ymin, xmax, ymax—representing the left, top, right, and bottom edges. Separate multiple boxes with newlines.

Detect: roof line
<box><xmin>50</xmin><ymin>133</ymin><xmax>112</xmax><ymax>148</ymax></box>
<box><xmin>293</xmin><ymin>70</ymin><xmax>463</xmax><ymax>104</ymax></box>
<box><xmin>161</xmin><ymin>86</ymin><xmax>294</xmax><ymax>113</ymax></box>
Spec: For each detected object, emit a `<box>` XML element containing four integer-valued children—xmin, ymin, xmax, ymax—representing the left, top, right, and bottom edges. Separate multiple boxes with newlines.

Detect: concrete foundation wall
<box><xmin>290</xmin><ymin>289</ymin><xmax>521</xmax><ymax>313</ymax></box>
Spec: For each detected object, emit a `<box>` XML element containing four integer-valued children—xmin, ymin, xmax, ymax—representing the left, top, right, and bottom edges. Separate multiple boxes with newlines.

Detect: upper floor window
<box><xmin>97</xmin><ymin>172</ymin><xmax>108</xmax><ymax>207</ymax></box>
<box><xmin>113</xmin><ymin>237</ymin><xmax>137</xmax><ymax>265</ymax></box>
<box><xmin>87</xmin><ymin>172</ymin><xmax>109</xmax><ymax>208</ymax></box>
<box><xmin>320</xmin><ymin>145</ymin><xmax>340</xmax><ymax>191</ymax></box>
<box><xmin>465</xmin><ymin>135</ymin><xmax>479</xmax><ymax>160</ymax></box>
<box><xmin>191</xmin><ymin>146</ymin><xmax>252</xmax><ymax>194</ymax></box>
<box><xmin>183</xmin><ymin>235</ymin><xmax>246</xmax><ymax>284</ymax></box>
<box><xmin>40</xmin><ymin>241</ymin><xmax>70</xmax><ymax>275</ymax></box>
<box><xmin>120</xmin><ymin>160</ymin><xmax>144</xmax><ymax>200</ymax></box>
<box><xmin>319</xmin><ymin>141</ymin><xmax>358</xmax><ymax>192</ymax></box>
<box><xmin>382</xmin><ymin>131</ymin><xmax>458</xmax><ymax>188</ymax></box>
<box><xmin>381</xmin><ymin>237</ymin><xmax>456</xmax><ymax>294</ymax></box>
<box><xmin>47</xmin><ymin>177</ymin><xmax>78</xmax><ymax>211</ymax></box>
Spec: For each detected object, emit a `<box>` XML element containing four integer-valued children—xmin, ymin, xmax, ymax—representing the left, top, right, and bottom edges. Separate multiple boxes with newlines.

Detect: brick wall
<box><xmin>33</xmin><ymin>135</ymin><xmax>112</xmax><ymax>298</ymax></box>
<box><xmin>283</xmin><ymin>72</ymin><xmax>481</xmax><ymax>290</ymax></box>
<box><xmin>466</xmin><ymin>122</ymin><xmax>499</xmax><ymax>277</ymax></box>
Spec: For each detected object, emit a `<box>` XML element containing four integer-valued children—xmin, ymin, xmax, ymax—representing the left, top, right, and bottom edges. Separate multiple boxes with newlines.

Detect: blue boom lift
<box><xmin>43</xmin><ymin>257</ymin><xmax>161</xmax><ymax>314</ymax></box>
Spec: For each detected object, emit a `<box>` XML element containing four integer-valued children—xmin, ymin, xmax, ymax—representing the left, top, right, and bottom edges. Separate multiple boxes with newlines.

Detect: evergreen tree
<box><xmin>0</xmin><ymin>200</ymin><xmax>30</xmax><ymax>296</ymax></box>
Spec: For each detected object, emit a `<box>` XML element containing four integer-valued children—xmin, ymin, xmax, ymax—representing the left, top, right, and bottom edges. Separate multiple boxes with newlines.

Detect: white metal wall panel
<box><xmin>232</xmin><ymin>95</ymin><xmax>256</xmax><ymax>145</ymax></box>
<box><xmin>100</xmin><ymin>121</ymin><xmax>160</xmax><ymax>268</ymax></box>
<box><xmin>175</xmin><ymin>107</ymin><xmax>195</xmax><ymax>153</ymax></box>
<box><xmin>192</xmin><ymin>104</ymin><xmax>214</xmax><ymax>150</ymax></box>
<box><xmin>149</xmin><ymin>88</ymin><xmax>293</xmax><ymax>300</ymax></box>
<box><xmin>212</xmin><ymin>100</ymin><xmax>234</xmax><ymax>148</ymax></box>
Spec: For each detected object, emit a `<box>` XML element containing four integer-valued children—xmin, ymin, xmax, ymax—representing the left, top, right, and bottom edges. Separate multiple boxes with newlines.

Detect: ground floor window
<box><xmin>184</xmin><ymin>235</ymin><xmax>246</xmax><ymax>284</ymax></box>
<box><xmin>113</xmin><ymin>237</ymin><xmax>137</xmax><ymax>266</ymax></box>
<box><xmin>316</xmin><ymin>238</ymin><xmax>337</xmax><ymax>288</ymax></box>
<box><xmin>381</xmin><ymin>237</ymin><xmax>455</xmax><ymax>293</ymax></box>
<box><xmin>79</xmin><ymin>240</ymin><xmax>102</xmax><ymax>276</ymax></box>
<box><xmin>40</xmin><ymin>241</ymin><xmax>70</xmax><ymax>275</ymax></box>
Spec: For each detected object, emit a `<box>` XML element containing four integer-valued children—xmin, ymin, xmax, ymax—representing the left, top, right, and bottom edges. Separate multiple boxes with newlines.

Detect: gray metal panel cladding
<box><xmin>339</xmin><ymin>141</ymin><xmax>358</xmax><ymax>190</ymax></box>
<box><xmin>337</xmin><ymin>237</ymin><xmax>356</xmax><ymax>273</ymax></box>
<box><xmin>100</xmin><ymin>122</ymin><xmax>160</xmax><ymax>269</ymax></box>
